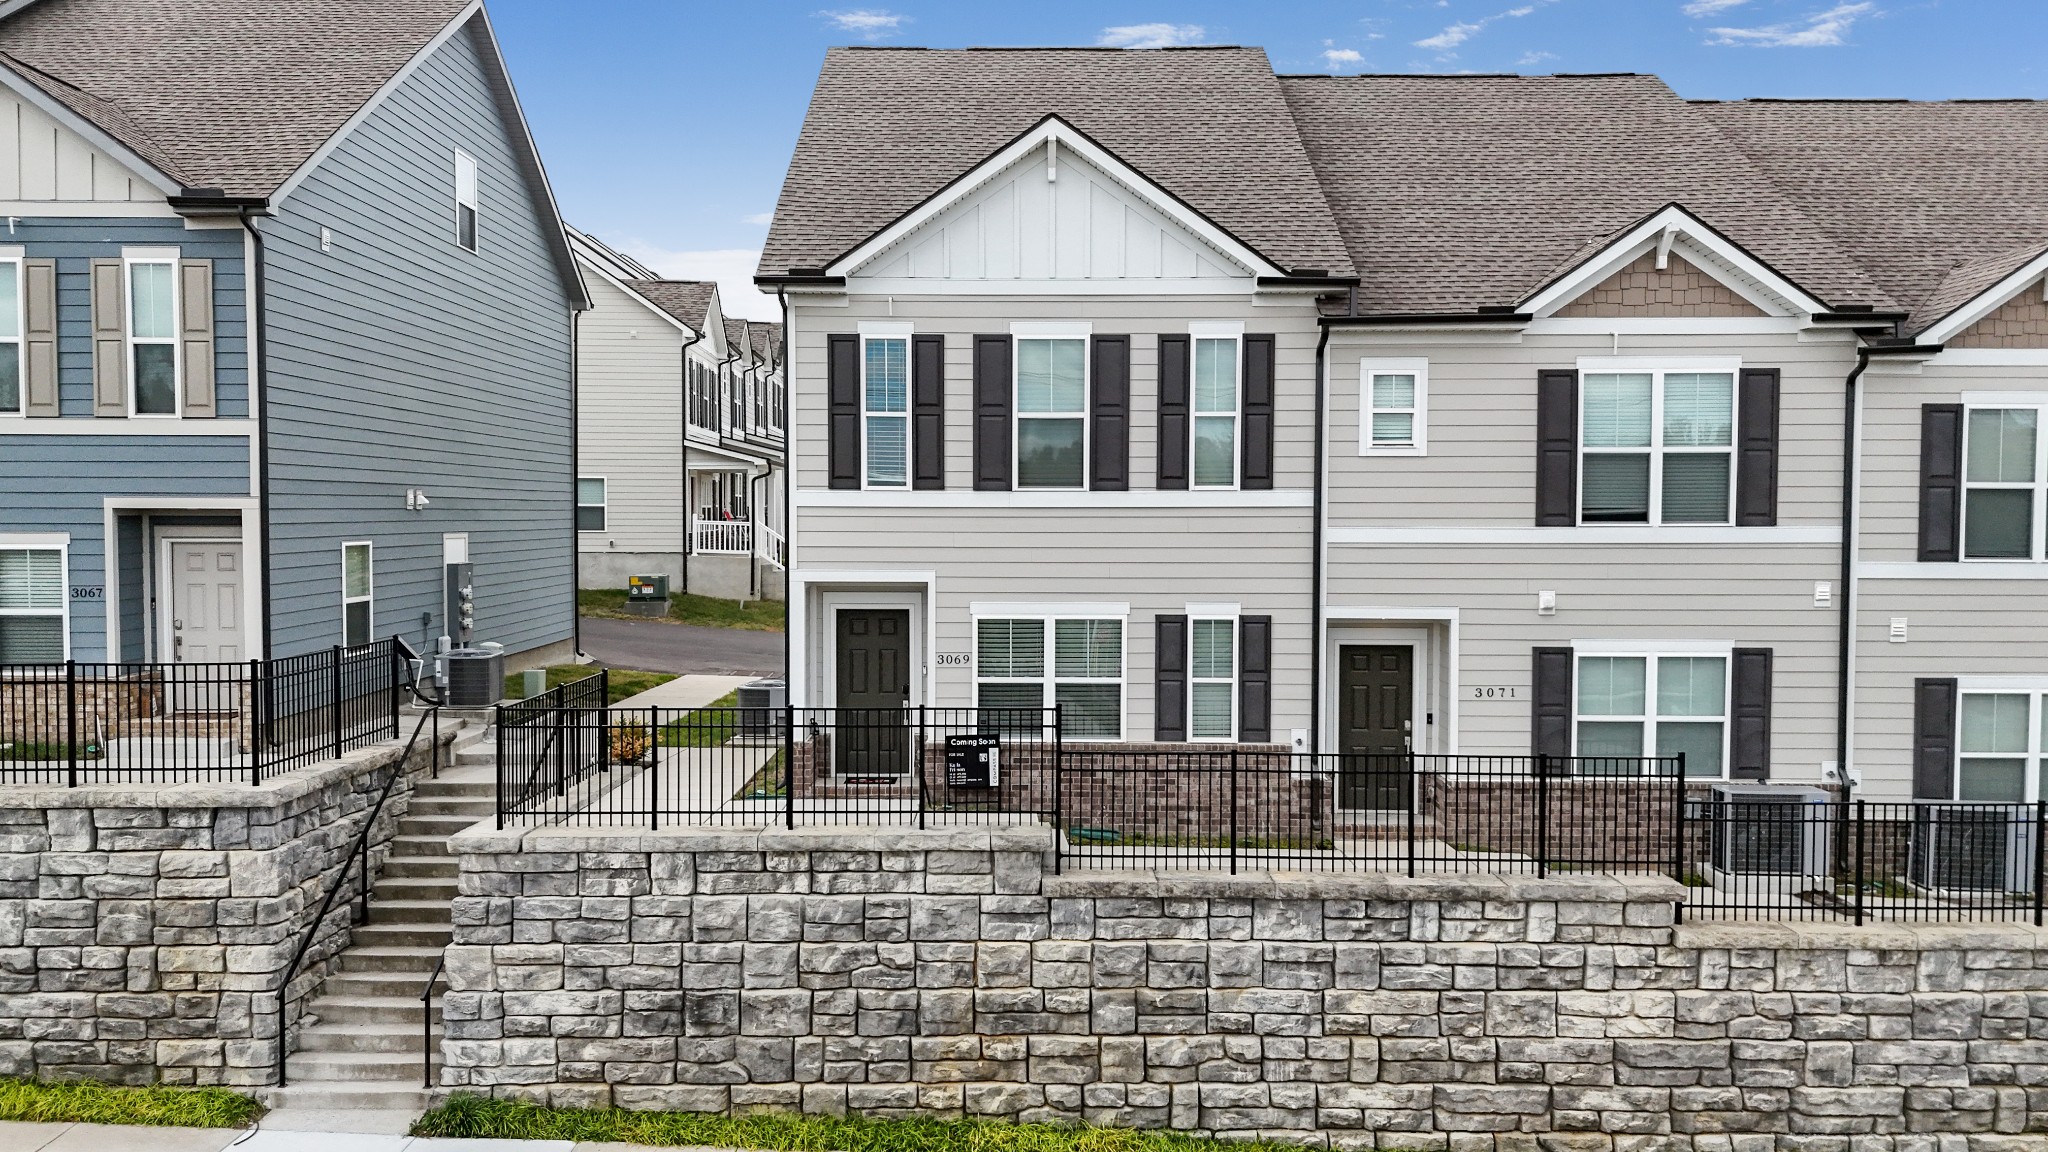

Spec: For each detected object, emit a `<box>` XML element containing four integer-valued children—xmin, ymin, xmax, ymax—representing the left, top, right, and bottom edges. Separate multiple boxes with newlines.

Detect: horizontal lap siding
<box><xmin>1325</xmin><ymin>331</ymin><xmax>1854</xmax><ymax>527</ymax></box>
<box><xmin>1860</xmin><ymin>366</ymin><xmax>2048</xmax><ymax>562</ymax></box>
<box><xmin>263</xmin><ymin>24</ymin><xmax>573</xmax><ymax>659</ymax></box>
<box><xmin>577</xmin><ymin>275</ymin><xmax>687</xmax><ymax>559</ymax></box>
<box><xmin>1330</xmin><ymin>544</ymin><xmax>1839</xmax><ymax>775</ymax></box>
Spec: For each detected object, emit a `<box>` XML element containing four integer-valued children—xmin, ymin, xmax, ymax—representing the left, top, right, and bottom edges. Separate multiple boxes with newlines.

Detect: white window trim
<box><xmin>1570</xmin><ymin>648</ymin><xmax>1731</xmax><ymax>780</ymax></box>
<box><xmin>860</xmin><ymin>332</ymin><xmax>911</xmax><ymax>490</ymax></box>
<box><xmin>1187</xmin><ymin>613</ymin><xmax>1239</xmax><ymax>743</ymax></box>
<box><xmin>454</xmin><ymin>148</ymin><xmax>479</xmax><ymax>253</ymax></box>
<box><xmin>340</xmin><ymin>541</ymin><xmax>373</xmax><ymax>649</ymax></box>
<box><xmin>1361</xmin><ymin>357</ymin><xmax>1428</xmax><ymax>457</ymax></box>
<box><xmin>1578</xmin><ymin>363</ymin><xmax>1738</xmax><ymax>527</ymax></box>
<box><xmin>124</xmin><ymin>254</ymin><xmax>180</xmax><ymax>419</ymax></box>
<box><xmin>0</xmin><ymin>256</ymin><xmax>24</xmax><ymax>418</ymax></box>
<box><xmin>1954</xmin><ymin>687</ymin><xmax>2045</xmax><ymax>804</ymax></box>
<box><xmin>971</xmin><ymin>608</ymin><xmax>1129</xmax><ymax>741</ymax></box>
<box><xmin>1960</xmin><ymin>403</ymin><xmax>2047</xmax><ymax>563</ymax></box>
<box><xmin>1013</xmin><ymin>333</ymin><xmax>1090</xmax><ymax>492</ymax></box>
<box><xmin>0</xmin><ymin>540</ymin><xmax>69</xmax><ymax>661</ymax></box>
<box><xmin>577</xmin><ymin>476</ymin><xmax>607</xmax><ymax>533</ymax></box>
<box><xmin>1191</xmin><ymin>333</ymin><xmax>1241</xmax><ymax>491</ymax></box>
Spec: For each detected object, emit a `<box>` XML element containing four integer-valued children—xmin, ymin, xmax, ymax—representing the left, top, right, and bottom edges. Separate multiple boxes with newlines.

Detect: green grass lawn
<box><xmin>0</xmin><ymin>1077</ymin><xmax>260</xmax><ymax>1128</ymax></box>
<box><xmin>505</xmin><ymin>665</ymin><xmax>676</xmax><ymax>705</ymax></box>
<box><xmin>580</xmin><ymin>588</ymin><xmax>785</xmax><ymax>632</ymax></box>
<box><xmin>413</xmin><ymin>1095</ymin><xmax>1303</xmax><ymax>1152</ymax></box>
<box><xmin>658</xmin><ymin>689</ymin><xmax>741</xmax><ymax>746</ymax></box>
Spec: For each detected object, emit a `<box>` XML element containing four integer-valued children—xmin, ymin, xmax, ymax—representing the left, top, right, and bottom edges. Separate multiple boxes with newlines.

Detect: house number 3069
<box><xmin>935</xmin><ymin>654</ymin><xmax>971</xmax><ymax>667</ymax></box>
<box><xmin>1470</xmin><ymin>686</ymin><xmax>1518</xmax><ymax>700</ymax></box>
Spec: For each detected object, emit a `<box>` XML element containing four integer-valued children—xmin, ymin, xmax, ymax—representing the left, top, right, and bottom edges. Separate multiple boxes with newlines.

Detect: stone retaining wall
<box><xmin>0</xmin><ymin>714</ymin><xmax>461</xmax><ymax>1085</ymax></box>
<box><xmin>442</xmin><ymin>823</ymin><xmax>2048</xmax><ymax>1149</ymax></box>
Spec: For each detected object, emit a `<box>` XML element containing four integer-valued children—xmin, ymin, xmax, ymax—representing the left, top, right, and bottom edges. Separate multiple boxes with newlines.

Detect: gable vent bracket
<box><xmin>1047</xmin><ymin>136</ymin><xmax>1058</xmax><ymax>183</ymax></box>
<box><xmin>1654</xmin><ymin>226</ymin><xmax>1679</xmax><ymax>271</ymax></box>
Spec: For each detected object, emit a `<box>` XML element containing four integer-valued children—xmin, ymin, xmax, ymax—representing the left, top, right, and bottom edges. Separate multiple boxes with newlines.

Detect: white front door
<box><xmin>168</xmin><ymin>541</ymin><xmax>244</xmax><ymax>663</ymax></box>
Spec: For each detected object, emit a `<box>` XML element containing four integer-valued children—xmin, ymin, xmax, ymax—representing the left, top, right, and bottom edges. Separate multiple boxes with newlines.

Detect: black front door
<box><xmin>1338</xmin><ymin>645</ymin><xmax>1413</xmax><ymax>810</ymax></box>
<box><xmin>835</xmin><ymin>609</ymin><xmax>911</xmax><ymax>778</ymax></box>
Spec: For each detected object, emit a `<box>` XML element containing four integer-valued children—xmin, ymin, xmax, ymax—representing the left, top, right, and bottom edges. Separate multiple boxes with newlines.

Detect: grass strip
<box><xmin>0</xmin><ymin>1077</ymin><xmax>260</xmax><ymax>1128</ymax></box>
<box><xmin>413</xmin><ymin>1094</ymin><xmax>1304</xmax><ymax>1152</ymax></box>
<box><xmin>580</xmin><ymin>588</ymin><xmax>786</xmax><ymax>632</ymax></box>
<box><xmin>658</xmin><ymin>689</ymin><xmax>744</xmax><ymax>747</ymax></box>
<box><xmin>506</xmin><ymin>665</ymin><xmax>676</xmax><ymax>705</ymax></box>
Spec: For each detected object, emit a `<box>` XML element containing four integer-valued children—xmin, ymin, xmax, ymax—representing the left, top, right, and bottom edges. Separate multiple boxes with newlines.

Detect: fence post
<box><xmin>250</xmin><ymin>658</ymin><xmax>266</xmax><ymax>785</ymax></box>
<box><xmin>916</xmin><ymin>705</ymin><xmax>928</xmax><ymax>833</ymax></box>
<box><xmin>650</xmin><ymin>708</ymin><xmax>659</xmax><ymax>833</ymax></box>
<box><xmin>1405</xmin><ymin>751</ymin><xmax>1417</xmax><ymax>880</ymax></box>
<box><xmin>1670</xmin><ymin>754</ymin><xmax>1687</xmax><ymax>886</ymax></box>
<box><xmin>1052</xmin><ymin>705</ymin><xmax>1064</xmax><ymax>876</ymax></box>
<box><xmin>494</xmin><ymin>705</ymin><xmax>505</xmax><ymax>831</ymax></box>
<box><xmin>1854</xmin><ymin>799</ymin><xmax>1867</xmax><ymax>927</ymax></box>
<box><xmin>1229</xmin><ymin>745</ymin><xmax>1240</xmax><ymax>877</ymax></box>
<box><xmin>65</xmin><ymin>659</ymin><xmax>78</xmax><ymax>789</ymax></box>
<box><xmin>1536</xmin><ymin>753</ymin><xmax>1550</xmax><ymax>880</ymax></box>
<box><xmin>783</xmin><ymin>706</ymin><xmax>796</xmax><ymax>831</ymax></box>
<box><xmin>388</xmin><ymin>640</ymin><xmax>400</xmax><ymax>739</ymax></box>
<box><xmin>330</xmin><ymin>645</ymin><xmax>344</xmax><ymax>761</ymax></box>
<box><xmin>2033</xmin><ymin>800</ymin><xmax>2045</xmax><ymax>928</ymax></box>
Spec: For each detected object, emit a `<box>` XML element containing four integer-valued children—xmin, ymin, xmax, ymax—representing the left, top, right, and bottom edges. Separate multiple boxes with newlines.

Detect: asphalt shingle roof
<box><xmin>759</xmin><ymin>46</ymin><xmax>1354</xmax><ymax>279</ymax></box>
<box><xmin>624</xmin><ymin>280</ymin><xmax>716</xmax><ymax>334</ymax></box>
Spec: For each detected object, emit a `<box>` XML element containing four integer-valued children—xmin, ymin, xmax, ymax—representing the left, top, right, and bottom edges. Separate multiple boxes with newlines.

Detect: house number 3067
<box><xmin>1470</xmin><ymin>686</ymin><xmax>1518</xmax><ymax>700</ymax></box>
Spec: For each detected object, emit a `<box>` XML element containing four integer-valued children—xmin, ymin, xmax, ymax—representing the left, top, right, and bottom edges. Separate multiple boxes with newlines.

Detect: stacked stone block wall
<box><xmin>443</xmin><ymin>824</ymin><xmax>2048</xmax><ymax>1149</ymax></box>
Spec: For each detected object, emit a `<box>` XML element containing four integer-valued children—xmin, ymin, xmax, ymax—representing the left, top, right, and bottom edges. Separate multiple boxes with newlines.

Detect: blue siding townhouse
<box><xmin>0</xmin><ymin>0</ymin><xmax>588</xmax><ymax>667</ymax></box>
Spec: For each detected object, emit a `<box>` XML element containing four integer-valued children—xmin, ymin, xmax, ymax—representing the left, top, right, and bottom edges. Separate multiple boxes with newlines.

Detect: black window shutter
<box><xmin>1157</xmin><ymin>335</ymin><xmax>1190</xmax><ymax>490</ymax></box>
<box><xmin>1238</xmin><ymin>615</ymin><xmax>1272</xmax><ymax>743</ymax></box>
<box><xmin>826</xmin><ymin>334</ymin><xmax>860</xmax><ymax>490</ymax></box>
<box><xmin>1531</xmin><ymin>647</ymin><xmax>1573</xmax><ymax>761</ymax></box>
<box><xmin>1729</xmin><ymin>648</ymin><xmax>1773</xmax><ymax>781</ymax></box>
<box><xmin>1090</xmin><ymin>335</ymin><xmax>1129</xmax><ymax>491</ymax></box>
<box><xmin>1913</xmin><ymin>677</ymin><xmax>1958</xmax><ymax>800</ymax></box>
<box><xmin>1535</xmin><ymin>369</ymin><xmax>1578</xmax><ymax>526</ymax></box>
<box><xmin>1241</xmin><ymin>335</ymin><xmax>1276</xmax><ymax>490</ymax></box>
<box><xmin>973</xmin><ymin>334</ymin><xmax>1012</xmax><ymax>491</ymax></box>
<box><xmin>1155</xmin><ymin>614</ymin><xmax>1188</xmax><ymax>742</ymax></box>
<box><xmin>912</xmin><ymin>334</ymin><xmax>945</xmax><ymax>490</ymax></box>
<box><xmin>1735</xmin><ymin>368</ymin><xmax>1780</xmax><ymax>526</ymax></box>
<box><xmin>1918</xmin><ymin>404</ymin><xmax>1964</xmax><ymax>562</ymax></box>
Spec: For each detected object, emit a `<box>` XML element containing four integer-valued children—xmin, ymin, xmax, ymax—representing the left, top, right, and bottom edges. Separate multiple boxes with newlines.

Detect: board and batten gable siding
<box><xmin>261</xmin><ymin>20</ymin><xmax>574</xmax><ymax>659</ymax></box>
<box><xmin>0</xmin><ymin>91</ymin><xmax>160</xmax><ymax>203</ymax></box>
<box><xmin>0</xmin><ymin>435</ymin><xmax>250</xmax><ymax>659</ymax></box>
<box><xmin>575</xmin><ymin>271</ymin><xmax>686</xmax><ymax>557</ymax></box>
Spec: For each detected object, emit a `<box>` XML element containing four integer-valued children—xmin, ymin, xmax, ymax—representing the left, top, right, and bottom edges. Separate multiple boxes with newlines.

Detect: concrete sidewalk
<box><xmin>1</xmin><ymin>1119</ymin><xmax>726</xmax><ymax>1152</ymax></box>
<box><xmin>609</xmin><ymin>673</ymin><xmax>757</xmax><ymax>711</ymax></box>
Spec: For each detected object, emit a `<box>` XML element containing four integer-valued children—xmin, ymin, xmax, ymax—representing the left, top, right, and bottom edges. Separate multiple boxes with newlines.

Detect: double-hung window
<box><xmin>1192</xmin><ymin>337</ymin><xmax>1238</xmax><ymax>487</ymax></box>
<box><xmin>1581</xmin><ymin>366</ymin><xmax>1734</xmax><ymax>524</ymax></box>
<box><xmin>1016</xmin><ymin>337</ymin><xmax>1086</xmax><ymax>489</ymax></box>
<box><xmin>1363</xmin><ymin>359</ymin><xmax>1427</xmax><ymax>455</ymax></box>
<box><xmin>577</xmin><ymin>478</ymin><xmax>607</xmax><ymax>531</ymax></box>
<box><xmin>341</xmin><ymin>542</ymin><xmax>373</xmax><ymax>648</ymax></box>
<box><xmin>976</xmin><ymin>615</ymin><xmax>1123</xmax><ymax>738</ymax></box>
<box><xmin>1963</xmin><ymin>407</ymin><xmax>2044</xmax><ymax>560</ymax></box>
<box><xmin>0</xmin><ymin>546</ymin><xmax>65</xmax><ymax>661</ymax></box>
<box><xmin>0</xmin><ymin>259</ymin><xmax>20</xmax><ymax>415</ymax></box>
<box><xmin>454</xmin><ymin>149</ymin><xmax>479</xmax><ymax>252</ymax></box>
<box><xmin>1956</xmin><ymin>691</ymin><xmax>2046</xmax><ymax>802</ymax></box>
<box><xmin>1574</xmin><ymin>653</ymin><xmax>1727</xmax><ymax>777</ymax></box>
<box><xmin>862</xmin><ymin>336</ymin><xmax>908</xmax><ymax>488</ymax></box>
<box><xmin>128</xmin><ymin>258</ymin><xmax>178</xmax><ymax>416</ymax></box>
<box><xmin>1189</xmin><ymin>617</ymin><xmax>1237</xmax><ymax>741</ymax></box>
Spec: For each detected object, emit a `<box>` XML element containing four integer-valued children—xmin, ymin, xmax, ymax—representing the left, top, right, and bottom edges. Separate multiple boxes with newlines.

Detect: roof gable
<box><xmin>0</xmin><ymin>75</ymin><xmax>163</xmax><ymax>201</ymax></box>
<box><xmin>1919</xmin><ymin>245</ymin><xmax>2048</xmax><ymax>345</ymax></box>
<box><xmin>1523</xmin><ymin>205</ymin><xmax>1827</xmax><ymax>318</ymax></box>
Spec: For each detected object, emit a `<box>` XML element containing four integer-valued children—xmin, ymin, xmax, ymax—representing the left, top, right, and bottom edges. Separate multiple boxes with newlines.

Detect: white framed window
<box><xmin>1573</xmin><ymin>652</ymin><xmax>1728</xmax><ymax>778</ymax></box>
<box><xmin>1189</xmin><ymin>617</ymin><xmax>1237</xmax><ymax>741</ymax></box>
<box><xmin>127</xmin><ymin>256</ymin><xmax>179</xmax><ymax>416</ymax></box>
<box><xmin>1192</xmin><ymin>336</ymin><xmax>1239</xmax><ymax>488</ymax></box>
<box><xmin>975</xmin><ymin>615</ymin><xmax>1124</xmax><ymax>739</ymax></box>
<box><xmin>0</xmin><ymin>257</ymin><xmax>22</xmax><ymax>416</ymax></box>
<box><xmin>341</xmin><ymin>541</ymin><xmax>373</xmax><ymax>649</ymax></box>
<box><xmin>577</xmin><ymin>477</ymin><xmax>607</xmax><ymax>532</ymax></box>
<box><xmin>1016</xmin><ymin>336</ymin><xmax>1087</xmax><ymax>489</ymax></box>
<box><xmin>1580</xmin><ymin>364</ymin><xmax>1735</xmax><ymax>525</ymax></box>
<box><xmin>862</xmin><ymin>334</ymin><xmax>909</xmax><ymax>488</ymax></box>
<box><xmin>1956</xmin><ymin>690</ymin><xmax>2046</xmax><ymax>802</ymax></box>
<box><xmin>1362</xmin><ymin>358</ymin><xmax>1427</xmax><ymax>455</ymax></box>
<box><xmin>0</xmin><ymin>545</ymin><xmax>66</xmax><ymax>661</ymax></box>
<box><xmin>1962</xmin><ymin>406</ymin><xmax>2044</xmax><ymax>560</ymax></box>
<box><xmin>454</xmin><ymin>148</ymin><xmax>479</xmax><ymax>252</ymax></box>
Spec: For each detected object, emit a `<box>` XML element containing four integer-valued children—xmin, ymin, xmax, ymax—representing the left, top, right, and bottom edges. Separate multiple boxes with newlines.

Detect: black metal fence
<box><xmin>0</xmin><ymin>638</ymin><xmax>407</xmax><ymax>784</ymax></box>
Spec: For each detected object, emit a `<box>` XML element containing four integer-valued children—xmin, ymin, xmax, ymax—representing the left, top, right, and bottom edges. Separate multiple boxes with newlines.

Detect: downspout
<box><xmin>778</xmin><ymin>287</ymin><xmax>791</xmax><ymax>687</ymax></box>
<box><xmin>677</xmin><ymin>328</ymin><xmax>703</xmax><ymax>599</ymax></box>
<box><xmin>572</xmin><ymin>306</ymin><xmax>584</xmax><ymax>658</ymax></box>
<box><xmin>1311</xmin><ymin>315</ymin><xmax>1331</xmax><ymax>757</ymax></box>
<box><xmin>1836</xmin><ymin>344</ymin><xmax>1873</xmax><ymax>802</ymax></box>
<box><xmin>236</xmin><ymin>207</ymin><xmax>273</xmax><ymax>659</ymax></box>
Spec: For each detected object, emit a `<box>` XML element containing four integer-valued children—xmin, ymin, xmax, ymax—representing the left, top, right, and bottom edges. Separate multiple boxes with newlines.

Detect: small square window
<box><xmin>1362</xmin><ymin>360</ymin><xmax>1427</xmax><ymax>455</ymax></box>
<box><xmin>577</xmin><ymin>477</ymin><xmax>607</xmax><ymax>532</ymax></box>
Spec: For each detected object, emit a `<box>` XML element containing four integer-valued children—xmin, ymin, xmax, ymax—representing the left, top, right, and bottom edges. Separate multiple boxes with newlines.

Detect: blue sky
<box><xmin>487</xmin><ymin>0</ymin><xmax>2046</xmax><ymax>319</ymax></box>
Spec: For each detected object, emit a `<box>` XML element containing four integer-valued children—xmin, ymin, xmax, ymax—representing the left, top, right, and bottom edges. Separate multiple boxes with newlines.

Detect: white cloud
<box><xmin>613</xmin><ymin>244</ymin><xmax>781</xmax><ymax>322</ymax></box>
<box><xmin>742</xmin><ymin>212</ymin><xmax>775</xmax><ymax>226</ymax></box>
<box><xmin>1097</xmin><ymin>23</ymin><xmax>1206</xmax><ymax>49</ymax></box>
<box><xmin>1323</xmin><ymin>47</ymin><xmax>1365</xmax><ymax>67</ymax></box>
<box><xmin>1707</xmin><ymin>2</ymin><xmax>1875</xmax><ymax>46</ymax></box>
<box><xmin>1517</xmin><ymin>49</ymin><xmax>1558</xmax><ymax>67</ymax></box>
<box><xmin>1414</xmin><ymin>5</ymin><xmax>1540</xmax><ymax>52</ymax></box>
<box><xmin>1682</xmin><ymin>0</ymin><xmax>1748</xmax><ymax>15</ymax></box>
<box><xmin>819</xmin><ymin>9</ymin><xmax>904</xmax><ymax>38</ymax></box>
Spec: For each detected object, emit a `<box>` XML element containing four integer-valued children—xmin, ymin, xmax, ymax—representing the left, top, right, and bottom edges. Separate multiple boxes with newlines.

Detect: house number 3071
<box><xmin>1470</xmin><ymin>686</ymin><xmax>1518</xmax><ymax>700</ymax></box>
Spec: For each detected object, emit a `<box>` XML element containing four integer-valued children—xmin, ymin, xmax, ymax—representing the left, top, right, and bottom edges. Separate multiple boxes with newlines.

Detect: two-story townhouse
<box><xmin>0</xmin><ymin>0</ymin><xmax>587</xmax><ymax>669</ymax></box>
<box><xmin>764</xmin><ymin>46</ymin><xmax>2048</xmax><ymax>823</ymax></box>
<box><xmin>571</xmin><ymin>228</ymin><xmax>786</xmax><ymax>601</ymax></box>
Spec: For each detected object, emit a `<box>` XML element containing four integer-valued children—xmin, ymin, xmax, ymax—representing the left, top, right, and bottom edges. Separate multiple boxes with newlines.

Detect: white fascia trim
<box><xmin>1327</xmin><ymin>606</ymin><xmax>1459</xmax><ymax>623</ymax></box>
<box><xmin>1185</xmin><ymin>602</ymin><xmax>1242</xmax><ymax>618</ymax></box>
<box><xmin>1327</xmin><ymin>525</ymin><xmax>1836</xmax><ymax>546</ymax></box>
<box><xmin>1861</xmin><ymin>561</ymin><xmax>2048</xmax><ymax>581</ymax></box>
<box><xmin>1576</xmin><ymin>355</ymin><xmax>1742</xmax><ymax>374</ymax></box>
<box><xmin>795</xmin><ymin>489</ymin><xmax>1314</xmax><ymax>509</ymax></box>
<box><xmin>270</xmin><ymin>1</ymin><xmax>483</xmax><ymax>205</ymax></box>
<box><xmin>826</xmin><ymin>117</ymin><xmax>1282</xmax><ymax>280</ymax></box>
<box><xmin>688</xmin><ymin>442</ymin><xmax>767</xmax><ymax>468</ymax></box>
<box><xmin>1919</xmin><ymin>254</ymin><xmax>2048</xmax><ymax>345</ymax></box>
<box><xmin>1189</xmin><ymin>320</ymin><xmax>1245</xmax><ymax>339</ymax></box>
<box><xmin>0</xmin><ymin>201</ymin><xmax>179</xmax><ymax>218</ymax></box>
<box><xmin>0</xmin><ymin>419</ymin><xmax>255</xmax><ymax>437</ymax></box>
<box><xmin>1930</xmin><ymin>349</ymin><xmax>2048</xmax><ymax>368</ymax></box>
<box><xmin>1528</xmin><ymin>317</ymin><xmax>1808</xmax><ymax>337</ymax></box>
<box><xmin>1519</xmin><ymin>206</ymin><xmax>1825</xmax><ymax>319</ymax></box>
<box><xmin>851</xmin><ymin>278</ymin><xmax>1258</xmax><ymax>296</ymax></box>
<box><xmin>1954</xmin><ymin>675</ymin><xmax>2048</xmax><ymax>691</ymax></box>
<box><xmin>1962</xmin><ymin>391</ymin><xmax>2048</xmax><ymax>407</ymax></box>
<box><xmin>580</xmin><ymin>256</ymin><xmax>697</xmax><ymax>338</ymax></box>
<box><xmin>0</xmin><ymin>73</ymin><xmax>181</xmax><ymax>196</ymax></box>
<box><xmin>971</xmin><ymin>602</ymin><xmax>1129</xmax><ymax>618</ymax></box>
<box><xmin>857</xmin><ymin>321</ymin><xmax>914</xmax><ymax>338</ymax></box>
<box><xmin>1569</xmin><ymin>638</ymin><xmax>1737</xmax><ymax>654</ymax></box>
<box><xmin>1010</xmin><ymin>321</ymin><xmax>1090</xmax><ymax>338</ymax></box>
<box><xmin>0</xmin><ymin>531</ymin><xmax>69</xmax><ymax>548</ymax></box>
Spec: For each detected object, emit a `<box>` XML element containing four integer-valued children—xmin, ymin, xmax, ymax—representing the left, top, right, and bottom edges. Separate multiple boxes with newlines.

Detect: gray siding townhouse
<box><xmin>573</xmin><ymin>228</ymin><xmax>786</xmax><ymax>601</ymax></box>
<box><xmin>760</xmin><ymin>47</ymin><xmax>2048</xmax><ymax>811</ymax></box>
<box><xmin>0</xmin><ymin>0</ymin><xmax>587</xmax><ymax>668</ymax></box>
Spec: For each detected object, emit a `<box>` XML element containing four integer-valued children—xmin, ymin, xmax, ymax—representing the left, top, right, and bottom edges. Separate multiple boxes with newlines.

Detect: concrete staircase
<box><xmin>257</xmin><ymin>729</ymin><xmax>495</xmax><ymax>1130</ymax></box>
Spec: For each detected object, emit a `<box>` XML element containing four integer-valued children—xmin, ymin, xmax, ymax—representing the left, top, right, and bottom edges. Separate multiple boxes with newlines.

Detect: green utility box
<box><xmin>625</xmin><ymin>574</ymin><xmax>670</xmax><ymax>617</ymax></box>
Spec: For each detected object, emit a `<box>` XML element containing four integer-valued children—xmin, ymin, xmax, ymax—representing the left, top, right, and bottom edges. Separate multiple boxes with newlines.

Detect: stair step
<box><xmin>368</xmin><ymin>899</ymin><xmax>457</xmax><ymax>925</ymax></box>
<box><xmin>373</xmin><ymin>875</ymin><xmax>457</xmax><ymax>899</ymax></box>
<box><xmin>407</xmin><ymin>797</ymin><xmax>494</xmax><ymax>816</ymax></box>
<box><xmin>351</xmin><ymin>923</ymin><xmax>452</xmax><ymax>949</ymax></box>
<box><xmin>297</xmin><ymin>1022</ymin><xmax>443</xmax><ymax>1052</ymax></box>
<box><xmin>390</xmin><ymin>834</ymin><xmax>454</xmax><ymax>858</ymax></box>
<box><xmin>287</xmin><ymin>1050</ymin><xmax>430</xmax><ymax>1081</ymax></box>
<box><xmin>324</xmin><ymin>970</ymin><xmax>443</xmax><ymax>998</ymax></box>
<box><xmin>400</xmin><ymin>813</ymin><xmax>484</xmax><ymax>837</ymax></box>
<box><xmin>340</xmin><ymin>944</ymin><xmax>448</xmax><ymax>972</ymax></box>
<box><xmin>258</xmin><ymin>1081</ymin><xmax>434</xmax><ymax>1111</ymax></box>
<box><xmin>381</xmin><ymin>856</ymin><xmax>458</xmax><ymax>878</ymax></box>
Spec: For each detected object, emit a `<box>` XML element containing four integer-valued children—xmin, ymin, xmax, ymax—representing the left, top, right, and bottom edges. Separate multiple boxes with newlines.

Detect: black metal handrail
<box><xmin>420</xmin><ymin>951</ymin><xmax>447</xmax><ymax>1089</ymax></box>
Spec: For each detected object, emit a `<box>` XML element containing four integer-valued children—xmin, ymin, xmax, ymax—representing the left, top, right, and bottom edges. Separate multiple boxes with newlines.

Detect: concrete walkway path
<box><xmin>609</xmin><ymin>673</ymin><xmax>758</xmax><ymax>711</ymax></box>
<box><xmin>0</xmin><ymin>1118</ymin><xmax>736</xmax><ymax>1152</ymax></box>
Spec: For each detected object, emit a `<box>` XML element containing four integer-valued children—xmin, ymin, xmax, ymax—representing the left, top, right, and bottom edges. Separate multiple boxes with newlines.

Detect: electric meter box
<box><xmin>626</xmin><ymin>574</ymin><xmax>669</xmax><ymax>616</ymax></box>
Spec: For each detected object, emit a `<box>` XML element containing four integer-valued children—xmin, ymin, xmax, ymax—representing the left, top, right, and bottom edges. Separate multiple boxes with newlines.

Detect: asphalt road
<box><xmin>577</xmin><ymin>615</ymin><xmax>784</xmax><ymax>677</ymax></box>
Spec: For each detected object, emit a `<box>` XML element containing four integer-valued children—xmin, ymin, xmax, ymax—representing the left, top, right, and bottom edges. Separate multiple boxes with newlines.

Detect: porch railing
<box><xmin>1</xmin><ymin>637</ymin><xmax>407</xmax><ymax>784</ymax></box>
<box><xmin>756</xmin><ymin>525</ymin><xmax>786</xmax><ymax>570</ymax></box>
<box><xmin>692</xmin><ymin>519</ymin><xmax>753</xmax><ymax>555</ymax></box>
